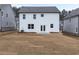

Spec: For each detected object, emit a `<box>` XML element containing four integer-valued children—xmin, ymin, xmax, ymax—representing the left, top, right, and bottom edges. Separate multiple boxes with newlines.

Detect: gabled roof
<box><xmin>18</xmin><ymin>6</ymin><xmax>60</xmax><ymax>13</ymax></box>
<box><xmin>64</xmin><ymin>8</ymin><xmax>79</xmax><ymax>19</ymax></box>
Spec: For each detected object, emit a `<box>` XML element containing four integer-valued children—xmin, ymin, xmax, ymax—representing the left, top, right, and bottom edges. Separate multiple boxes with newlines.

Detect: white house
<box><xmin>18</xmin><ymin>7</ymin><xmax>60</xmax><ymax>34</ymax></box>
<box><xmin>63</xmin><ymin>8</ymin><xmax>79</xmax><ymax>35</ymax></box>
<box><xmin>0</xmin><ymin>4</ymin><xmax>16</xmax><ymax>31</ymax></box>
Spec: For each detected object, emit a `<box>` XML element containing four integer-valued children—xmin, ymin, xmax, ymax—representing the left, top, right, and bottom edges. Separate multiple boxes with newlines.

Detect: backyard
<box><xmin>0</xmin><ymin>32</ymin><xmax>79</xmax><ymax>55</ymax></box>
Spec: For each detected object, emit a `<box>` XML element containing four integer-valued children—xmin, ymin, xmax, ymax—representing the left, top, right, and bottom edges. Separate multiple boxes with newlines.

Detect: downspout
<box><xmin>78</xmin><ymin>16</ymin><xmax>79</xmax><ymax>35</ymax></box>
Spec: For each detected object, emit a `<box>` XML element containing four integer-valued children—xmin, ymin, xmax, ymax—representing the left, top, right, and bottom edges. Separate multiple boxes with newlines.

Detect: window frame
<box><xmin>0</xmin><ymin>9</ymin><xmax>1</xmax><ymax>11</ymax></box>
<box><xmin>41</xmin><ymin>14</ymin><xmax>44</xmax><ymax>17</ymax></box>
<box><xmin>6</xmin><ymin>14</ymin><xmax>8</xmax><ymax>17</ymax></box>
<box><xmin>23</xmin><ymin>14</ymin><xmax>26</xmax><ymax>19</ymax></box>
<box><xmin>33</xmin><ymin>14</ymin><xmax>36</xmax><ymax>19</ymax></box>
<box><xmin>50</xmin><ymin>24</ymin><xmax>53</xmax><ymax>28</ymax></box>
<box><xmin>28</xmin><ymin>24</ymin><xmax>34</xmax><ymax>29</ymax></box>
<box><xmin>31</xmin><ymin>24</ymin><xmax>34</xmax><ymax>29</ymax></box>
<box><xmin>1</xmin><ymin>12</ymin><xmax>3</xmax><ymax>16</ymax></box>
<box><xmin>28</xmin><ymin>24</ymin><xmax>30</xmax><ymax>29</ymax></box>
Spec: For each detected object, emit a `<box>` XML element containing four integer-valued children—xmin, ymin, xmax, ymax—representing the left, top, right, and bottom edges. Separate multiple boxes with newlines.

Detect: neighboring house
<box><xmin>18</xmin><ymin>7</ymin><xmax>60</xmax><ymax>34</ymax></box>
<box><xmin>60</xmin><ymin>19</ymin><xmax>64</xmax><ymax>31</ymax></box>
<box><xmin>63</xmin><ymin>8</ymin><xmax>79</xmax><ymax>35</ymax></box>
<box><xmin>0</xmin><ymin>4</ymin><xmax>16</xmax><ymax>31</ymax></box>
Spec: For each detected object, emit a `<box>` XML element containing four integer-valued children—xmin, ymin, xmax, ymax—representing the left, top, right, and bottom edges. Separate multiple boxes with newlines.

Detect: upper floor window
<box><xmin>1</xmin><ymin>12</ymin><xmax>3</xmax><ymax>16</ymax></box>
<box><xmin>41</xmin><ymin>14</ymin><xmax>44</xmax><ymax>17</ymax></box>
<box><xmin>50</xmin><ymin>24</ymin><xmax>53</xmax><ymax>28</ymax></box>
<box><xmin>0</xmin><ymin>9</ymin><xmax>1</xmax><ymax>11</ymax></box>
<box><xmin>33</xmin><ymin>14</ymin><xmax>36</xmax><ymax>19</ymax></box>
<box><xmin>23</xmin><ymin>14</ymin><xmax>26</xmax><ymax>19</ymax></box>
<box><xmin>6</xmin><ymin>14</ymin><xmax>8</xmax><ymax>17</ymax></box>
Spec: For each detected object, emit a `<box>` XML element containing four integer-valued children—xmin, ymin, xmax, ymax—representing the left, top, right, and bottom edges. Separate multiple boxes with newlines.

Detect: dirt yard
<box><xmin>0</xmin><ymin>32</ymin><xmax>79</xmax><ymax>55</ymax></box>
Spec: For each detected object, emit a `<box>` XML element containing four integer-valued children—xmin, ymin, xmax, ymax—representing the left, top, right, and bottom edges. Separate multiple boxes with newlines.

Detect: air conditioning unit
<box><xmin>21</xmin><ymin>30</ymin><xmax>24</xmax><ymax>32</ymax></box>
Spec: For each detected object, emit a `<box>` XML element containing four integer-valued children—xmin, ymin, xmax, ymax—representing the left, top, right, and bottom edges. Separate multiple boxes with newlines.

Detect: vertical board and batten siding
<box><xmin>19</xmin><ymin>13</ymin><xmax>59</xmax><ymax>33</ymax></box>
<box><xmin>63</xmin><ymin>16</ymin><xmax>78</xmax><ymax>34</ymax></box>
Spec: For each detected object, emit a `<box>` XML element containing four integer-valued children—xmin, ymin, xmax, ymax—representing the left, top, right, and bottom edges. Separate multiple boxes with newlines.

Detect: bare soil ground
<box><xmin>0</xmin><ymin>32</ymin><xmax>79</xmax><ymax>55</ymax></box>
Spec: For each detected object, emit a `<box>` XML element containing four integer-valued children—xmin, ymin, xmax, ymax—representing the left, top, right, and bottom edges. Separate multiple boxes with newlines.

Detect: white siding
<box><xmin>19</xmin><ymin>13</ymin><xmax>59</xmax><ymax>33</ymax></box>
<box><xmin>63</xmin><ymin>16</ymin><xmax>78</xmax><ymax>34</ymax></box>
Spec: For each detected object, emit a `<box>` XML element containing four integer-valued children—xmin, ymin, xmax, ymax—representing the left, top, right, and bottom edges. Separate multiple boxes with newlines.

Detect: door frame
<box><xmin>40</xmin><ymin>25</ymin><xmax>46</xmax><ymax>32</ymax></box>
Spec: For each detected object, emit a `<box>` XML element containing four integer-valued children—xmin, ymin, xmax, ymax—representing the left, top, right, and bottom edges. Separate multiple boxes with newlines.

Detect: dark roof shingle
<box><xmin>18</xmin><ymin>7</ymin><xmax>60</xmax><ymax>13</ymax></box>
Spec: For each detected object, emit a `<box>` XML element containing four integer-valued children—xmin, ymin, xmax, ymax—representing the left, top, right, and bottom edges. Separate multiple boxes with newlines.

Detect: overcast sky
<box><xmin>12</xmin><ymin>4</ymin><xmax>79</xmax><ymax>11</ymax></box>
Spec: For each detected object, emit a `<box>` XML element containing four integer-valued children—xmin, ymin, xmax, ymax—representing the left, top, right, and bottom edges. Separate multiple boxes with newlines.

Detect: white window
<box><xmin>41</xmin><ymin>14</ymin><xmax>44</xmax><ymax>17</ymax></box>
<box><xmin>50</xmin><ymin>24</ymin><xmax>53</xmax><ymax>28</ymax></box>
<box><xmin>33</xmin><ymin>14</ymin><xmax>36</xmax><ymax>19</ymax></box>
<box><xmin>28</xmin><ymin>24</ymin><xmax>34</xmax><ymax>29</ymax></box>
<box><xmin>23</xmin><ymin>14</ymin><xmax>26</xmax><ymax>19</ymax></box>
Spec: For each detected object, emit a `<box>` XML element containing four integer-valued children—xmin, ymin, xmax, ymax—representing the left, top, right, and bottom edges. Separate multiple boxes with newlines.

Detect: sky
<box><xmin>12</xmin><ymin>4</ymin><xmax>79</xmax><ymax>11</ymax></box>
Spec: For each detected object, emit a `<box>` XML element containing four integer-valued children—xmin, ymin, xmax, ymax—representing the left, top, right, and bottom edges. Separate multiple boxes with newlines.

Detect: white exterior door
<box><xmin>40</xmin><ymin>25</ymin><xmax>45</xmax><ymax>32</ymax></box>
<box><xmin>40</xmin><ymin>25</ymin><xmax>46</xmax><ymax>33</ymax></box>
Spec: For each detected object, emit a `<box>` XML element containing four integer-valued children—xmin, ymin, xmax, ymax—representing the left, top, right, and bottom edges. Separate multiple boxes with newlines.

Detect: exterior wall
<box><xmin>78</xmin><ymin>16</ymin><xmax>79</xmax><ymax>35</ymax></box>
<box><xmin>63</xmin><ymin>16</ymin><xmax>78</xmax><ymax>34</ymax></box>
<box><xmin>0</xmin><ymin>11</ymin><xmax>1</xmax><ymax>30</ymax></box>
<box><xmin>19</xmin><ymin>13</ymin><xmax>59</xmax><ymax>33</ymax></box>
<box><xmin>16</xmin><ymin>17</ymin><xmax>19</xmax><ymax>30</ymax></box>
<box><xmin>0</xmin><ymin>5</ymin><xmax>16</xmax><ymax>31</ymax></box>
<box><xmin>60</xmin><ymin>20</ymin><xmax>64</xmax><ymax>31</ymax></box>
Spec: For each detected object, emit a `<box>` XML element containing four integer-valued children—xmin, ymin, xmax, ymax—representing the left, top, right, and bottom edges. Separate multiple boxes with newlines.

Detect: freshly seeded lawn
<box><xmin>0</xmin><ymin>32</ymin><xmax>79</xmax><ymax>55</ymax></box>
